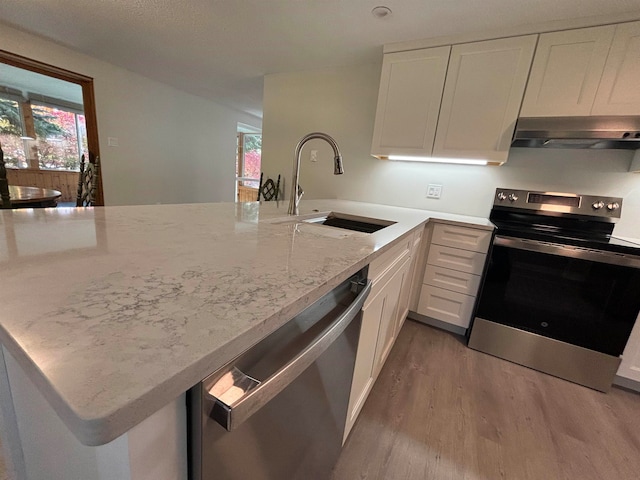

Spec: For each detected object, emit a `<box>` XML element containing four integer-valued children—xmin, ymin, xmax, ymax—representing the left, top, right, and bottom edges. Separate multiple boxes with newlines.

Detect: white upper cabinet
<box><xmin>521</xmin><ymin>26</ymin><xmax>615</xmax><ymax>117</ymax></box>
<box><xmin>432</xmin><ymin>35</ymin><xmax>537</xmax><ymax>163</ymax></box>
<box><xmin>371</xmin><ymin>20</ymin><xmax>640</xmax><ymax>163</ymax></box>
<box><xmin>593</xmin><ymin>21</ymin><xmax>640</xmax><ymax>115</ymax></box>
<box><xmin>522</xmin><ymin>21</ymin><xmax>640</xmax><ymax>117</ymax></box>
<box><xmin>371</xmin><ymin>46</ymin><xmax>450</xmax><ymax>158</ymax></box>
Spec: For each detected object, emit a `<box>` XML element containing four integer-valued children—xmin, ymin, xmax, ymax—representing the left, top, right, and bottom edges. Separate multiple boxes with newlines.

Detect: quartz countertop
<box><xmin>0</xmin><ymin>199</ymin><xmax>492</xmax><ymax>445</ymax></box>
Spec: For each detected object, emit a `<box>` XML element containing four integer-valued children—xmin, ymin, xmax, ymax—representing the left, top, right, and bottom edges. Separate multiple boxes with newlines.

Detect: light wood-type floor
<box><xmin>0</xmin><ymin>436</ymin><xmax>7</xmax><ymax>480</ymax></box>
<box><xmin>332</xmin><ymin>320</ymin><xmax>640</xmax><ymax>480</ymax></box>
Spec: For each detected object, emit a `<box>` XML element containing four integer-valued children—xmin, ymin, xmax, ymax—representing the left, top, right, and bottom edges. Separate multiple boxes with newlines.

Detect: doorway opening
<box><xmin>236</xmin><ymin>122</ymin><xmax>261</xmax><ymax>202</ymax></box>
<box><xmin>0</xmin><ymin>50</ymin><xmax>102</xmax><ymax>205</ymax></box>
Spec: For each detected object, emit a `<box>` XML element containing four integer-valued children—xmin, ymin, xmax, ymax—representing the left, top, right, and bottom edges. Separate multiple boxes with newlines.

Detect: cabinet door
<box><xmin>396</xmin><ymin>249</ymin><xmax>418</xmax><ymax>337</ymax></box>
<box><xmin>345</xmin><ymin>289</ymin><xmax>384</xmax><ymax>441</ymax></box>
<box><xmin>373</xmin><ymin>258</ymin><xmax>409</xmax><ymax>378</ymax></box>
<box><xmin>432</xmin><ymin>35</ymin><xmax>536</xmax><ymax>163</ymax></box>
<box><xmin>521</xmin><ymin>26</ymin><xmax>615</xmax><ymax>117</ymax></box>
<box><xmin>371</xmin><ymin>46</ymin><xmax>451</xmax><ymax>158</ymax></box>
<box><xmin>593</xmin><ymin>21</ymin><xmax>640</xmax><ymax>115</ymax></box>
<box><xmin>617</xmin><ymin>313</ymin><xmax>640</xmax><ymax>382</ymax></box>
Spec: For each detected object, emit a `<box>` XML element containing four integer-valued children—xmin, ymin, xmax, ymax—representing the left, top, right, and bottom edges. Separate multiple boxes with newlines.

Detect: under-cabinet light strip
<box><xmin>388</xmin><ymin>155</ymin><xmax>489</xmax><ymax>166</ymax></box>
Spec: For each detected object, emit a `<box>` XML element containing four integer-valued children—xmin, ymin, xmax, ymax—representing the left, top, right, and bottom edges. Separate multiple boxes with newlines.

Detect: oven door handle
<box><xmin>494</xmin><ymin>235</ymin><xmax>640</xmax><ymax>268</ymax></box>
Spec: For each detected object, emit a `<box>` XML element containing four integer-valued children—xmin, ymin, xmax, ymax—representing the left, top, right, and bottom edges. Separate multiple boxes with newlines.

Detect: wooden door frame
<box><xmin>0</xmin><ymin>49</ymin><xmax>104</xmax><ymax>205</ymax></box>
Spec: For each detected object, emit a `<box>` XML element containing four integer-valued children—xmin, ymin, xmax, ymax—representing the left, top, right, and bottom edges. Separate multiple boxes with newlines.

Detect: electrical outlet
<box><xmin>310</xmin><ymin>149</ymin><xmax>318</xmax><ymax>162</ymax></box>
<box><xmin>427</xmin><ymin>184</ymin><xmax>442</xmax><ymax>199</ymax></box>
<box><xmin>107</xmin><ymin>137</ymin><xmax>119</xmax><ymax>147</ymax></box>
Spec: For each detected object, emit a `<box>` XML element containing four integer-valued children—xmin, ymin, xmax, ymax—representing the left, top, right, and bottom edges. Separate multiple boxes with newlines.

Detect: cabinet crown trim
<box><xmin>384</xmin><ymin>15</ymin><xmax>640</xmax><ymax>54</ymax></box>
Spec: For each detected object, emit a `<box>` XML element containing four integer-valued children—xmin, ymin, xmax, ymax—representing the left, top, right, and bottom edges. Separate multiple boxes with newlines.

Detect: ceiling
<box><xmin>0</xmin><ymin>63</ymin><xmax>84</xmax><ymax>105</ymax></box>
<box><xmin>1</xmin><ymin>0</ymin><xmax>640</xmax><ymax>118</ymax></box>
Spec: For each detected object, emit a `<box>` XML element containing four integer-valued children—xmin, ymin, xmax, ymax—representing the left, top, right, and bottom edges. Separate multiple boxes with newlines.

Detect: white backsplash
<box><xmin>339</xmin><ymin>147</ymin><xmax>640</xmax><ymax>239</ymax></box>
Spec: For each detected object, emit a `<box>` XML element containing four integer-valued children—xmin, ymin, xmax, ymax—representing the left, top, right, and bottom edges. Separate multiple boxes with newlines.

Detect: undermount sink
<box><xmin>302</xmin><ymin>212</ymin><xmax>396</xmax><ymax>234</ymax></box>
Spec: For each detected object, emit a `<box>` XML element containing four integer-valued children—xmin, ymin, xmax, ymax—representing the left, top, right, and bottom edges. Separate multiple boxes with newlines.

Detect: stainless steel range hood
<box><xmin>511</xmin><ymin>116</ymin><xmax>640</xmax><ymax>150</ymax></box>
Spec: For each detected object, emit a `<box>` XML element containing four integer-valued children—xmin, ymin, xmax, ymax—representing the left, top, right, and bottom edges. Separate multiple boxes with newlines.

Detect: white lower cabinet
<box><xmin>415</xmin><ymin>222</ymin><xmax>492</xmax><ymax>331</ymax></box>
<box><xmin>344</xmin><ymin>290</ymin><xmax>385</xmax><ymax>441</ymax></box>
<box><xmin>427</xmin><ymin>244</ymin><xmax>487</xmax><ymax>275</ymax></box>
<box><xmin>417</xmin><ymin>284</ymin><xmax>476</xmax><ymax>329</ymax></box>
<box><xmin>373</xmin><ymin>257</ymin><xmax>411</xmax><ymax>378</ymax></box>
<box><xmin>423</xmin><ymin>264</ymin><xmax>482</xmax><ymax>296</ymax></box>
<box><xmin>344</xmin><ymin>228</ymin><xmax>423</xmax><ymax>442</ymax></box>
<box><xmin>617</xmin><ymin>312</ymin><xmax>640</xmax><ymax>383</ymax></box>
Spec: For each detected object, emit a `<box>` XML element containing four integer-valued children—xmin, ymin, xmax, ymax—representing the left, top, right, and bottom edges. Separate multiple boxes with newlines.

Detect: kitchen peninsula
<box><xmin>0</xmin><ymin>200</ymin><xmax>493</xmax><ymax>479</ymax></box>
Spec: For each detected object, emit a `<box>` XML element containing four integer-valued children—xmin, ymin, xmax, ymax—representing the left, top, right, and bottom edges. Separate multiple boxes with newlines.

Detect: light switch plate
<box><xmin>427</xmin><ymin>184</ymin><xmax>442</xmax><ymax>199</ymax></box>
<box><xmin>107</xmin><ymin>137</ymin><xmax>119</xmax><ymax>147</ymax></box>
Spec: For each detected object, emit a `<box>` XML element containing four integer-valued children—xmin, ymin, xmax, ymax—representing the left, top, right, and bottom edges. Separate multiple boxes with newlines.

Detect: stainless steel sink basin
<box><xmin>302</xmin><ymin>212</ymin><xmax>395</xmax><ymax>234</ymax></box>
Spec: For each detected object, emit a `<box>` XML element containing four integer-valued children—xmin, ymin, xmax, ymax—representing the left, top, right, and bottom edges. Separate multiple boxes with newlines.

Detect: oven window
<box><xmin>476</xmin><ymin>245</ymin><xmax>640</xmax><ymax>356</ymax></box>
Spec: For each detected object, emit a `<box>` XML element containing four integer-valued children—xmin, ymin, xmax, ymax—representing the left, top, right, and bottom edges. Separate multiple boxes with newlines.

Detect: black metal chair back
<box><xmin>257</xmin><ymin>173</ymin><xmax>281</xmax><ymax>201</ymax></box>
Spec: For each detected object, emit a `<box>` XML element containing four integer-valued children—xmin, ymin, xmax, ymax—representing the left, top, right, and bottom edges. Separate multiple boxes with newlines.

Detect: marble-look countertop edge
<box><xmin>0</xmin><ymin>254</ymin><xmax>376</xmax><ymax>446</ymax></box>
<box><xmin>426</xmin><ymin>216</ymin><xmax>495</xmax><ymax>230</ymax></box>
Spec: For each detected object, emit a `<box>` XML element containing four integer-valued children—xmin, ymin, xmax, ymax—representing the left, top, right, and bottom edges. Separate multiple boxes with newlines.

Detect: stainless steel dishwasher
<box><xmin>188</xmin><ymin>267</ymin><xmax>371</xmax><ymax>480</ymax></box>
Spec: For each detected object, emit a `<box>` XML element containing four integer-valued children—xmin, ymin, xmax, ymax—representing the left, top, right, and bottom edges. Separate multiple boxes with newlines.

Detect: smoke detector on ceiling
<box><xmin>371</xmin><ymin>6</ymin><xmax>392</xmax><ymax>18</ymax></box>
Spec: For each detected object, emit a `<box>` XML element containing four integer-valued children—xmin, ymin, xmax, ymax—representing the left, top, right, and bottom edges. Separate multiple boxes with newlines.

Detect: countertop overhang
<box><xmin>0</xmin><ymin>199</ymin><xmax>492</xmax><ymax>445</ymax></box>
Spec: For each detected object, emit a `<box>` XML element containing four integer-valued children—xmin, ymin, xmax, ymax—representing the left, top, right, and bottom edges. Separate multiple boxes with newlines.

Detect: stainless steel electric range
<box><xmin>468</xmin><ymin>188</ymin><xmax>640</xmax><ymax>392</ymax></box>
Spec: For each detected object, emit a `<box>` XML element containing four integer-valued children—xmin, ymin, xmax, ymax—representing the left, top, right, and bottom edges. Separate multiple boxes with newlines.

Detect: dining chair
<box><xmin>0</xmin><ymin>143</ymin><xmax>11</xmax><ymax>209</ymax></box>
<box><xmin>257</xmin><ymin>173</ymin><xmax>281</xmax><ymax>201</ymax></box>
<box><xmin>76</xmin><ymin>154</ymin><xmax>100</xmax><ymax>207</ymax></box>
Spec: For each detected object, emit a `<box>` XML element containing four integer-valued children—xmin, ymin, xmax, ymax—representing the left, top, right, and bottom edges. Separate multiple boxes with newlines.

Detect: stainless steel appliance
<box><xmin>511</xmin><ymin>115</ymin><xmax>640</xmax><ymax>149</ymax></box>
<box><xmin>189</xmin><ymin>267</ymin><xmax>371</xmax><ymax>480</ymax></box>
<box><xmin>468</xmin><ymin>189</ymin><xmax>640</xmax><ymax>392</ymax></box>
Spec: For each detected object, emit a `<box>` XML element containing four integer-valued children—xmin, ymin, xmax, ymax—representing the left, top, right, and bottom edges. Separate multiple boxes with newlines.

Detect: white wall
<box><xmin>262</xmin><ymin>64</ymin><xmax>640</xmax><ymax>239</ymax></box>
<box><xmin>0</xmin><ymin>23</ymin><xmax>261</xmax><ymax>206</ymax></box>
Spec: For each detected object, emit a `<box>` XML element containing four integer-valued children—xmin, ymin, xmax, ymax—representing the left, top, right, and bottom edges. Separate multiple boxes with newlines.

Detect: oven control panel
<box><xmin>493</xmin><ymin>188</ymin><xmax>623</xmax><ymax>219</ymax></box>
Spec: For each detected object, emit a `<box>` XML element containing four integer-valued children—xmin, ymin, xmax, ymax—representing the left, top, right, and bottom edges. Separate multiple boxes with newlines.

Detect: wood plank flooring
<box><xmin>0</xmin><ymin>436</ymin><xmax>7</xmax><ymax>480</ymax></box>
<box><xmin>332</xmin><ymin>320</ymin><xmax>640</xmax><ymax>480</ymax></box>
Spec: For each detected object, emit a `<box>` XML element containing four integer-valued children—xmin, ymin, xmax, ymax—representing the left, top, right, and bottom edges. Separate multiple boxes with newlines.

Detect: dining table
<box><xmin>7</xmin><ymin>185</ymin><xmax>62</xmax><ymax>208</ymax></box>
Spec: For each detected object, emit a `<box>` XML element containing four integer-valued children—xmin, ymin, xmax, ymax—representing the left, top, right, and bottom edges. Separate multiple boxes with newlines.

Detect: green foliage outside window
<box><xmin>0</xmin><ymin>97</ymin><xmax>86</xmax><ymax>170</ymax></box>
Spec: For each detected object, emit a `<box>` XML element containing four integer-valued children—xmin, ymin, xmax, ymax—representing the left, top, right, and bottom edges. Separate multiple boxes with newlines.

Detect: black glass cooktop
<box><xmin>490</xmin><ymin>210</ymin><xmax>640</xmax><ymax>256</ymax></box>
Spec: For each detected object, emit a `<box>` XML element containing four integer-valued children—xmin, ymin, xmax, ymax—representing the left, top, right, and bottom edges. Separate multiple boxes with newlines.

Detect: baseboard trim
<box><xmin>407</xmin><ymin>311</ymin><xmax>467</xmax><ymax>336</ymax></box>
<box><xmin>613</xmin><ymin>375</ymin><xmax>640</xmax><ymax>393</ymax></box>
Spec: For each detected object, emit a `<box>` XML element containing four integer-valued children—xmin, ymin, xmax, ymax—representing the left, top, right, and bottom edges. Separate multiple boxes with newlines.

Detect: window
<box><xmin>0</xmin><ymin>94</ymin><xmax>87</xmax><ymax>171</ymax></box>
<box><xmin>236</xmin><ymin>133</ymin><xmax>262</xmax><ymax>188</ymax></box>
<box><xmin>0</xmin><ymin>97</ymin><xmax>26</xmax><ymax>168</ymax></box>
<box><xmin>31</xmin><ymin>103</ymin><xmax>87</xmax><ymax>171</ymax></box>
<box><xmin>0</xmin><ymin>51</ymin><xmax>102</xmax><ymax>205</ymax></box>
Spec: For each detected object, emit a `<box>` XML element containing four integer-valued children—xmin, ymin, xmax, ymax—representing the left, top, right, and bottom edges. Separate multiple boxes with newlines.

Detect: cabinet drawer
<box><xmin>368</xmin><ymin>235</ymin><xmax>412</xmax><ymax>285</ymax></box>
<box><xmin>417</xmin><ymin>285</ymin><xmax>476</xmax><ymax>328</ymax></box>
<box><xmin>431</xmin><ymin>223</ymin><xmax>492</xmax><ymax>252</ymax></box>
<box><xmin>423</xmin><ymin>264</ymin><xmax>481</xmax><ymax>296</ymax></box>
<box><xmin>427</xmin><ymin>244</ymin><xmax>486</xmax><ymax>275</ymax></box>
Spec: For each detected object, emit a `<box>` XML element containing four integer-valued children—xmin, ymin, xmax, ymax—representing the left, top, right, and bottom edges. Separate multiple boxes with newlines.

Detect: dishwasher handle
<box><xmin>206</xmin><ymin>279</ymin><xmax>372</xmax><ymax>432</ymax></box>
